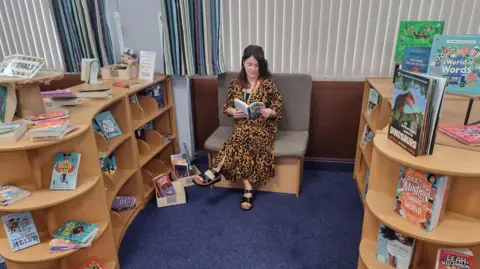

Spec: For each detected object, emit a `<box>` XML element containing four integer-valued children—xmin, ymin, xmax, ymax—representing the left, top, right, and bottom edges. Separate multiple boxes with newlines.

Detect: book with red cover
<box><xmin>77</xmin><ymin>256</ymin><xmax>106</xmax><ymax>269</ymax></box>
<box><xmin>439</xmin><ymin>125</ymin><xmax>480</xmax><ymax>146</ymax></box>
<box><xmin>435</xmin><ymin>248</ymin><xmax>473</xmax><ymax>269</ymax></box>
<box><xmin>153</xmin><ymin>173</ymin><xmax>176</xmax><ymax>197</ymax></box>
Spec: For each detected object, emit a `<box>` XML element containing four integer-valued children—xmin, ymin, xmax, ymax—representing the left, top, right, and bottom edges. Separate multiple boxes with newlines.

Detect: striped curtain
<box><xmin>160</xmin><ymin>0</ymin><xmax>225</xmax><ymax>76</ymax></box>
<box><xmin>51</xmin><ymin>0</ymin><xmax>115</xmax><ymax>72</ymax></box>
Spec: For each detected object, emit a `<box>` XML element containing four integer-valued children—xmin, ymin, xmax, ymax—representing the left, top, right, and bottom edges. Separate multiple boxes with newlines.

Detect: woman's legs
<box><xmin>241</xmin><ymin>180</ymin><xmax>254</xmax><ymax>210</ymax></box>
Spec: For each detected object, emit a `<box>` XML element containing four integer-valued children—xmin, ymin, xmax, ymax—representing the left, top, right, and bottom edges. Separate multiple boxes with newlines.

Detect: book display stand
<box><xmin>354</xmin><ymin>78</ymin><xmax>480</xmax><ymax>268</ymax></box>
<box><xmin>0</xmin><ymin>74</ymin><xmax>178</xmax><ymax>269</ymax></box>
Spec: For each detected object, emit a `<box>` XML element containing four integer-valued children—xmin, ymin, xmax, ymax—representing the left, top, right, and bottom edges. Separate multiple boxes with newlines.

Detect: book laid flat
<box><xmin>0</xmin><ymin>185</ymin><xmax>30</xmax><ymax>206</ymax></box>
<box><xmin>53</xmin><ymin>220</ymin><xmax>98</xmax><ymax>244</ymax></box>
<box><xmin>111</xmin><ymin>196</ymin><xmax>136</xmax><ymax>212</ymax></box>
<box><xmin>1</xmin><ymin>211</ymin><xmax>40</xmax><ymax>252</ymax></box>
<box><xmin>234</xmin><ymin>98</ymin><xmax>265</xmax><ymax>119</ymax></box>
<box><xmin>388</xmin><ymin>69</ymin><xmax>446</xmax><ymax>156</ymax></box>
<box><xmin>376</xmin><ymin>223</ymin><xmax>415</xmax><ymax>269</ymax></box>
<box><xmin>0</xmin><ymin>122</ymin><xmax>27</xmax><ymax>141</ymax></box>
<box><xmin>50</xmin><ymin>152</ymin><xmax>81</xmax><ymax>190</ymax></box>
<box><xmin>439</xmin><ymin>124</ymin><xmax>480</xmax><ymax>146</ymax></box>
<box><xmin>394</xmin><ymin>165</ymin><xmax>451</xmax><ymax>232</ymax></box>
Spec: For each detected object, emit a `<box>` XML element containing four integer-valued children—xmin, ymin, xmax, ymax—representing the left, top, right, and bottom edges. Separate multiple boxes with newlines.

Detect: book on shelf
<box><xmin>111</xmin><ymin>196</ymin><xmax>136</xmax><ymax>212</ymax></box>
<box><xmin>0</xmin><ymin>122</ymin><xmax>27</xmax><ymax>141</ymax></box>
<box><xmin>435</xmin><ymin>248</ymin><xmax>473</xmax><ymax>269</ymax></box>
<box><xmin>171</xmin><ymin>153</ymin><xmax>190</xmax><ymax>178</ymax></box>
<box><xmin>77</xmin><ymin>256</ymin><xmax>107</xmax><ymax>269</ymax></box>
<box><xmin>25</xmin><ymin>118</ymin><xmax>70</xmax><ymax>139</ymax></box>
<box><xmin>367</xmin><ymin>87</ymin><xmax>381</xmax><ymax>116</ymax></box>
<box><xmin>76</xmin><ymin>88</ymin><xmax>112</xmax><ymax>99</ymax></box>
<box><xmin>81</xmin><ymin>58</ymin><xmax>101</xmax><ymax>84</ymax></box>
<box><xmin>0</xmin><ymin>185</ymin><xmax>30</xmax><ymax>206</ymax></box>
<box><xmin>388</xmin><ymin>69</ymin><xmax>447</xmax><ymax>156</ymax></box>
<box><xmin>129</xmin><ymin>93</ymin><xmax>139</xmax><ymax>104</ymax></box>
<box><xmin>23</xmin><ymin>110</ymin><xmax>69</xmax><ymax>124</ymax></box>
<box><xmin>376</xmin><ymin>223</ymin><xmax>415</xmax><ymax>269</ymax></box>
<box><xmin>112</xmin><ymin>81</ymin><xmax>142</xmax><ymax>88</ymax></box>
<box><xmin>427</xmin><ymin>34</ymin><xmax>480</xmax><ymax>96</ymax></box>
<box><xmin>99</xmin><ymin>152</ymin><xmax>117</xmax><ymax>175</ymax></box>
<box><xmin>153</xmin><ymin>173</ymin><xmax>176</xmax><ymax>197</ymax></box>
<box><xmin>142</xmin><ymin>82</ymin><xmax>164</xmax><ymax>107</ymax></box>
<box><xmin>394</xmin><ymin>165</ymin><xmax>451</xmax><ymax>232</ymax></box>
<box><xmin>49</xmin><ymin>234</ymin><xmax>95</xmax><ymax>252</ymax></box>
<box><xmin>1</xmin><ymin>211</ymin><xmax>40</xmax><ymax>252</ymax></box>
<box><xmin>94</xmin><ymin>111</ymin><xmax>122</xmax><ymax>139</ymax></box>
<box><xmin>439</xmin><ymin>124</ymin><xmax>480</xmax><ymax>146</ymax></box>
<box><xmin>45</xmin><ymin>96</ymin><xmax>82</xmax><ymax>107</ymax></box>
<box><xmin>234</xmin><ymin>98</ymin><xmax>265</xmax><ymax>119</ymax></box>
<box><xmin>50</xmin><ymin>152</ymin><xmax>81</xmax><ymax>190</ymax></box>
<box><xmin>360</xmin><ymin>123</ymin><xmax>375</xmax><ymax>145</ymax></box>
<box><xmin>29</xmin><ymin>122</ymin><xmax>78</xmax><ymax>142</ymax></box>
<box><xmin>401</xmin><ymin>46</ymin><xmax>431</xmax><ymax>73</ymax></box>
<box><xmin>364</xmin><ymin>169</ymin><xmax>370</xmax><ymax>200</ymax></box>
<box><xmin>40</xmin><ymin>89</ymin><xmax>75</xmax><ymax>98</ymax></box>
<box><xmin>53</xmin><ymin>220</ymin><xmax>99</xmax><ymax>244</ymax></box>
<box><xmin>0</xmin><ymin>85</ymin><xmax>16</xmax><ymax>123</ymax></box>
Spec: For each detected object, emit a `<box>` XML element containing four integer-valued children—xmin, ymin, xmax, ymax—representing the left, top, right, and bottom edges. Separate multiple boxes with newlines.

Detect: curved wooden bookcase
<box><xmin>0</xmin><ymin>74</ymin><xmax>178</xmax><ymax>269</ymax></box>
<box><xmin>354</xmin><ymin>78</ymin><xmax>480</xmax><ymax>268</ymax></box>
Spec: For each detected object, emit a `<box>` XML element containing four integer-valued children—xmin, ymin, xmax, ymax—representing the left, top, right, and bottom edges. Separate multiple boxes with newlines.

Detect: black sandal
<box><xmin>240</xmin><ymin>189</ymin><xmax>254</xmax><ymax>211</ymax></box>
<box><xmin>192</xmin><ymin>168</ymin><xmax>221</xmax><ymax>187</ymax></box>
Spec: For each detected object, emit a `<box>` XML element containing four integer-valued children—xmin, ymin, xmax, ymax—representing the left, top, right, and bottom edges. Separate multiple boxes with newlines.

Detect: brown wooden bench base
<box><xmin>207</xmin><ymin>152</ymin><xmax>304</xmax><ymax>197</ymax></box>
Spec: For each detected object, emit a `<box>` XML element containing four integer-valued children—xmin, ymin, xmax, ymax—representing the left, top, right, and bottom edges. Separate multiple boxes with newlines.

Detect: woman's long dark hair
<box><xmin>238</xmin><ymin>45</ymin><xmax>272</xmax><ymax>88</ymax></box>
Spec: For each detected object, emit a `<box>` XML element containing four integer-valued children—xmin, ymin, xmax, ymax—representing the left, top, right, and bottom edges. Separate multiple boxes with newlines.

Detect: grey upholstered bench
<box><xmin>204</xmin><ymin>72</ymin><xmax>312</xmax><ymax>197</ymax></box>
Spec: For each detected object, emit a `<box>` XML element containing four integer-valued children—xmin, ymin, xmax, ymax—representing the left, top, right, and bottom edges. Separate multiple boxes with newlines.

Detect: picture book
<box><xmin>0</xmin><ymin>185</ymin><xmax>31</xmax><ymax>206</ymax></box>
<box><xmin>0</xmin><ymin>85</ymin><xmax>6</xmax><ymax>123</ymax></box>
<box><xmin>435</xmin><ymin>248</ymin><xmax>473</xmax><ymax>269</ymax></box>
<box><xmin>50</xmin><ymin>152</ymin><xmax>81</xmax><ymax>190</ymax></box>
<box><xmin>77</xmin><ymin>256</ymin><xmax>107</xmax><ymax>269</ymax></box>
<box><xmin>99</xmin><ymin>152</ymin><xmax>117</xmax><ymax>175</ymax></box>
<box><xmin>376</xmin><ymin>223</ymin><xmax>415</xmax><ymax>269</ymax></box>
<box><xmin>394</xmin><ymin>21</ymin><xmax>445</xmax><ymax>63</ymax></box>
<box><xmin>394</xmin><ymin>166</ymin><xmax>451</xmax><ymax>232</ymax></box>
<box><xmin>111</xmin><ymin>196</ymin><xmax>136</xmax><ymax>212</ymax></box>
<box><xmin>94</xmin><ymin>111</ymin><xmax>122</xmax><ymax>139</ymax></box>
<box><xmin>1</xmin><ymin>211</ymin><xmax>40</xmax><ymax>252</ymax></box>
<box><xmin>439</xmin><ymin>124</ymin><xmax>480</xmax><ymax>146</ymax></box>
<box><xmin>388</xmin><ymin>70</ymin><xmax>446</xmax><ymax>156</ymax></box>
<box><xmin>234</xmin><ymin>98</ymin><xmax>265</xmax><ymax>119</ymax></box>
<box><xmin>361</xmin><ymin>123</ymin><xmax>375</xmax><ymax>145</ymax></box>
<box><xmin>364</xmin><ymin>169</ymin><xmax>370</xmax><ymax>200</ymax></box>
<box><xmin>53</xmin><ymin>220</ymin><xmax>98</xmax><ymax>244</ymax></box>
<box><xmin>142</xmin><ymin>83</ymin><xmax>164</xmax><ymax>108</ymax></box>
<box><xmin>427</xmin><ymin>34</ymin><xmax>480</xmax><ymax>96</ymax></box>
<box><xmin>367</xmin><ymin>88</ymin><xmax>380</xmax><ymax>116</ymax></box>
<box><xmin>0</xmin><ymin>122</ymin><xmax>27</xmax><ymax>142</ymax></box>
<box><xmin>92</xmin><ymin>119</ymin><xmax>102</xmax><ymax>133</ymax></box>
<box><xmin>402</xmin><ymin>47</ymin><xmax>431</xmax><ymax>73</ymax></box>
<box><xmin>171</xmin><ymin>153</ymin><xmax>190</xmax><ymax>178</ymax></box>
<box><xmin>153</xmin><ymin>174</ymin><xmax>176</xmax><ymax>197</ymax></box>
<box><xmin>26</xmin><ymin>119</ymin><xmax>70</xmax><ymax>138</ymax></box>
<box><xmin>24</xmin><ymin>110</ymin><xmax>69</xmax><ymax>123</ymax></box>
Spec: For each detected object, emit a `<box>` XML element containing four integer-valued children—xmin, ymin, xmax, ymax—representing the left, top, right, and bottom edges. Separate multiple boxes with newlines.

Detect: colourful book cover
<box><xmin>439</xmin><ymin>124</ymin><xmax>480</xmax><ymax>145</ymax></box>
<box><xmin>24</xmin><ymin>111</ymin><xmax>69</xmax><ymax>122</ymax></box>
<box><xmin>367</xmin><ymin>87</ymin><xmax>380</xmax><ymax>116</ymax></box>
<box><xmin>394</xmin><ymin>20</ymin><xmax>445</xmax><ymax>63</ymax></box>
<box><xmin>53</xmin><ymin>220</ymin><xmax>98</xmax><ymax>244</ymax></box>
<box><xmin>27</xmin><ymin>119</ymin><xmax>69</xmax><ymax>134</ymax></box>
<box><xmin>153</xmin><ymin>174</ymin><xmax>176</xmax><ymax>197</ymax></box>
<box><xmin>394</xmin><ymin>166</ymin><xmax>451</xmax><ymax>232</ymax></box>
<box><xmin>99</xmin><ymin>152</ymin><xmax>117</xmax><ymax>175</ymax></box>
<box><xmin>1</xmin><ymin>211</ymin><xmax>40</xmax><ymax>252</ymax></box>
<box><xmin>376</xmin><ymin>223</ymin><xmax>415</xmax><ymax>269</ymax></box>
<box><xmin>0</xmin><ymin>85</ymin><xmax>7</xmax><ymax>123</ymax></box>
<box><xmin>402</xmin><ymin>47</ymin><xmax>431</xmax><ymax>73</ymax></box>
<box><xmin>50</xmin><ymin>152</ymin><xmax>81</xmax><ymax>190</ymax></box>
<box><xmin>94</xmin><ymin>111</ymin><xmax>122</xmax><ymax>139</ymax></box>
<box><xmin>142</xmin><ymin>83</ymin><xmax>165</xmax><ymax>108</ymax></box>
<box><xmin>435</xmin><ymin>248</ymin><xmax>474</xmax><ymax>269</ymax></box>
<box><xmin>77</xmin><ymin>256</ymin><xmax>107</xmax><ymax>269</ymax></box>
<box><xmin>364</xmin><ymin>169</ymin><xmax>370</xmax><ymax>200</ymax></box>
<box><xmin>427</xmin><ymin>34</ymin><xmax>480</xmax><ymax>96</ymax></box>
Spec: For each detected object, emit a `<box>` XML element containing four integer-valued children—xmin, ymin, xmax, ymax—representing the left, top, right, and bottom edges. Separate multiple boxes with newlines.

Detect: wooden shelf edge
<box><xmin>105</xmin><ymin>134</ymin><xmax>130</xmax><ymax>156</ymax></box>
<box><xmin>132</xmin><ymin>104</ymin><xmax>173</xmax><ymax>130</ymax></box>
<box><xmin>106</xmin><ymin>169</ymin><xmax>137</xmax><ymax>209</ymax></box>
<box><xmin>139</xmin><ymin>140</ymin><xmax>174</xmax><ymax>167</ymax></box>
<box><xmin>117</xmin><ymin>205</ymin><xmax>143</xmax><ymax>249</ymax></box>
<box><xmin>359</xmin><ymin>238</ymin><xmax>394</xmax><ymax>269</ymax></box>
<box><xmin>354</xmin><ymin>171</ymin><xmax>366</xmax><ymax>207</ymax></box>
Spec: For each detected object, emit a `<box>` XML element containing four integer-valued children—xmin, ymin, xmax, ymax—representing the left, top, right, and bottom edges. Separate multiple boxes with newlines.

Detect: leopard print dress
<box><xmin>213</xmin><ymin>77</ymin><xmax>283</xmax><ymax>186</ymax></box>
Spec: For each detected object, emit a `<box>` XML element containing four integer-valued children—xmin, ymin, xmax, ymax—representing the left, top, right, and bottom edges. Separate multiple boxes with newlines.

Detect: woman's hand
<box><xmin>227</xmin><ymin>107</ymin><xmax>246</xmax><ymax>119</ymax></box>
<box><xmin>261</xmin><ymin>108</ymin><xmax>275</xmax><ymax>118</ymax></box>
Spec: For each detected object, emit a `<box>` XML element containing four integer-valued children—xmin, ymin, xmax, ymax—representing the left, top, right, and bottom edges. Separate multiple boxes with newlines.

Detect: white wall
<box><xmin>106</xmin><ymin>0</ymin><xmax>196</xmax><ymax>158</ymax></box>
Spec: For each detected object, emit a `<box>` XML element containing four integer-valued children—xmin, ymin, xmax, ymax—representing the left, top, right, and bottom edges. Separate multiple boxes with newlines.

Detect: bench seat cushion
<box><xmin>204</xmin><ymin>126</ymin><xmax>308</xmax><ymax>157</ymax></box>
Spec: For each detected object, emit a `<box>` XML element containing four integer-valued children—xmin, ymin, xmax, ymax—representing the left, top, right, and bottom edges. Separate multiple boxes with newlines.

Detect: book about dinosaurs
<box><xmin>388</xmin><ymin>70</ymin><xmax>446</xmax><ymax>156</ymax></box>
<box><xmin>394</xmin><ymin>21</ymin><xmax>445</xmax><ymax>64</ymax></box>
<box><xmin>394</xmin><ymin>166</ymin><xmax>451</xmax><ymax>232</ymax></box>
<box><xmin>427</xmin><ymin>34</ymin><xmax>480</xmax><ymax>96</ymax></box>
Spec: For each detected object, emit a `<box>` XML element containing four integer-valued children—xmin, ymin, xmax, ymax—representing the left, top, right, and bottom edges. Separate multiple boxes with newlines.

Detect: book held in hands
<box><xmin>234</xmin><ymin>98</ymin><xmax>265</xmax><ymax>119</ymax></box>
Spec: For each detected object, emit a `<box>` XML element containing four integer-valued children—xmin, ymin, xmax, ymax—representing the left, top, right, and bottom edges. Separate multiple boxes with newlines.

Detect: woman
<box><xmin>193</xmin><ymin>45</ymin><xmax>282</xmax><ymax>211</ymax></box>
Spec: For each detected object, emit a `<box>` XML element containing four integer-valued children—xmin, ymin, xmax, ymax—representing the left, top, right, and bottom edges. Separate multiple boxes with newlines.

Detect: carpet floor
<box><xmin>117</xmin><ymin>168</ymin><xmax>365</xmax><ymax>269</ymax></box>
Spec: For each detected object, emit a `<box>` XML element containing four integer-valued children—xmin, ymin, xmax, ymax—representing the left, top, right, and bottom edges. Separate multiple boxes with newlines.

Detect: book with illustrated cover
<box><xmin>0</xmin><ymin>86</ymin><xmax>6</xmax><ymax>123</ymax></box>
<box><xmin>99</xmin><ymin>152</ymin><xmax>117</xmax><ymax>175</ymax></box>
<box><xmin>367</xmin><ymin>88</ymin><xmax>380</xmax><ymax>116</ymax></box>
<box><xmin>0</xmin><ymin>185</ymin><xmax>30</xmax><ymax>206</ymax></box>
<box><xmin>439</xmin><ymin>124</ymin><xmax>480</xmax><ymax>145</ymax></box>
<box><xmin>0</xmin><ymin>122</ymin><xmax>27</xmax><ymax>141</ymax></box>
<box><xmin>427</xmin><ymin>34</ymin><xmax>480</xmax><ymax>96</ymax></box>
<box><xmin>435</xmin><ymin>248</ymin><xmax>473</xmax><ymax>269</ymax></box>
<box><xmin>53</xmin><ymin>220</ymin><xmax>98</xmax><ymax>244</ymax></box>
<box><xmin>376</xmin><ymin>223</ymin><xmax>415</xmax><ymax>269</ymax></box>
<box><xmin>153</xmin><ymin>174</ymin><xmax>176</xmax><ymax>197</ymax></box>
<box><xmin>388</xmin><ymin>70</ymin><xmax>446</xmax><ymax>156</ymax></box>
<box><xmin>402</xmin><ymin>47</ymin><xmax>431</xmax><ymax>73</ymax></box>
<box><xmin>77</xmin><ymin>256</ymin><xmax>107</xmax><ymax>269</ymax></box>
<box><xmin>24</xmin><ymin>110</ymin><xmax>69</xmax><ymax>123</ymax></box>
<box><xmin>142</xmin><ymin>83</ymin><xmax>164</xmax><ymax>107</ymax></box>
<box><xmin>364</xmin><ymin>169</ymin><xmax>370</xmax><ymax>200</ymax></box>
<box><xmin>394</xmin><ymin>166</ymin><xmax>451</xmax><ymax>232</ymax></box>
<box><xmin>50</xmin><ymin>152</ymin><xmax>81</xmax><ymax>190</ymax></box>
<box><xmin>26</xmin><ymin>119</ymin><xmax>70</xmax><ymax>138</ymax></box>
<box><xmin>94</xmin><ymin>111</ymin><xmax>122</xmax><ymax>139</ymax></box>
<box><xmin>234</xmin><ymin>98</ymin><xmax>265</xmax><ymax>119</ymax></box>
<box><xmin>394</xmin><ymin>21</ymin><xmax>445</xmax><ymax>63</ymax></box>
<box><xmin>111</xmin><ymin>196</ymin><xmax>136</xmax><ymax>212</ymax></box>
<box><xmin>361</xmin><ymin>123</ymin><xmax>375</xmax><ymax>145</ymax></box>
<box><xmin>1</xmin><ymin>211</ymin><xmax>40</xmax><ymax>252</ymax></box>
<box><xmin>171</xmin><ymin>153</ymin><xmax>190</xmax><ymax>178</ymax></box>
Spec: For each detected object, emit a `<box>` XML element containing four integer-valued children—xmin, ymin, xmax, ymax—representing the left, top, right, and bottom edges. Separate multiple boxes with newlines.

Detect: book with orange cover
<box><xmin>77</xmin><ymin>256</ymin><xmax>106</xmax><ymax>269</ymax></box>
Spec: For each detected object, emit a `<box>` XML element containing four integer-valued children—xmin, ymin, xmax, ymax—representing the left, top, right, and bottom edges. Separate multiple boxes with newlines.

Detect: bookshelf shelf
<box><xmin>355</xmin><ymin>78</ymin><xmax>480</xmax><ymax>269</ymax></box>
<box><xmin>138</xmin><ymin>139</ymin><xmax>175</xmax><ymax>167</ymax></box>
<box><xmin>0</xmin><ymin>220</ymin><xmax>109</xmax><ymax>263</ymax></box>
<box><xmin>0</xmin><ymin>176</ymin><xmax>99</xmax><ymax>212</ymax></box>
<box><xmin>132</xmin><ymin>104</ymin><xmax>172</xmax><ymax>130</ymax></box>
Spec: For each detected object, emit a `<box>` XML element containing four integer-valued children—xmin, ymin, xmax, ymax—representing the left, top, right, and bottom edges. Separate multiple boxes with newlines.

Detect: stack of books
<box><xmin>49</xmin><ymin>220</ymin><xmax>98</xmax><ymax>252</ymax></box>
<box><xmin>0</xmin><ymin>122</ymin><xmax>27</xmax><ymax>141</ymax></box>
<box><xmin>0</xmin><ymin>185</ymin><xmax>30</xmax><ymax>206</ymax></box>
<box><xmin>42</xmin><ymin>89</ymin><xmax>81</xmax><ymax>107</ymax></box>
<box><xmin>24</xmin><ymin>111</ymin><xmax>78</xmax><ymax>141</ymax></box>
<box><xmin>111</xmin><ymin>196</ymin><xmax>136</xmax><ymax>212</ymax></box>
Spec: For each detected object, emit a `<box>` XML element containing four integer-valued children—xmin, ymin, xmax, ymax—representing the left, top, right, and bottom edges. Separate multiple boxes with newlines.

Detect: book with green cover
<box><xmin>394</xmin><ymin>21</ymin><xmax>445</xmax><ymax>63</ymax></box>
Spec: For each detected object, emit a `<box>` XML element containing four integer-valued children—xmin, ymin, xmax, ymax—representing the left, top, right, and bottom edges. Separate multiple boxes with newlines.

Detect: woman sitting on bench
<box><xmin>193</xmin><ymin>45</ymin><xmax>283</xmax><ymax>211</ymax></box>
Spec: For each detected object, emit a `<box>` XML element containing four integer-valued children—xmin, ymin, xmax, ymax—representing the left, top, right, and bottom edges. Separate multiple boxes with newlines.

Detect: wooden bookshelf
<box><xmin>0</xmin><ymin>74</ymin><xmax>178</xmax><ymax>269</ymax></box>
<box><xmin>355</xmin><ymin>78</ymin><xmax>480</xmax><ymax>268</ymax></box>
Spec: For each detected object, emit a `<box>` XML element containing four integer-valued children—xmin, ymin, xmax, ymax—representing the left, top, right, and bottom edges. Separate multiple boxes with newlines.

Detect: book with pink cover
<box><xmin>439</xmin><ymin>124</ymin><xmax>480</xmax><ymax>146</ymax></box>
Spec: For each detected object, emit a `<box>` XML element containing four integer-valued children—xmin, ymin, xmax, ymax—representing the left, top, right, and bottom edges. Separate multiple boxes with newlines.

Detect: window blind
<box><xmin>222</xmin><ymin>0</ymin><xmax>480</xmax><ymax>81</ymax></box>
<box><xmin>0</xmin><ymin>0</ymin><xmax>64</xmax><ymax>71</ymax></box>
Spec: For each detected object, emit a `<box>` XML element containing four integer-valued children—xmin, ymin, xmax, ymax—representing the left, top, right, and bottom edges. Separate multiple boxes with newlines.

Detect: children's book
<box><xmin>394</xmin><ymin>21</ymin><xmax>445</xmax><ymax>63</ymax></box>
<box><xmin>0</xmin><ymin>122</ymin><xmax>27</xmax><ymax>141</ymax></box>
<box><xmin>361</xmin><ymin>123</ymin><xmax>375</xmax><ymax>145</ymax></box>
<box><xmin>77</xmin><ymin>256</ymin><xmax>107</xmax><ymax>269</ymax></box>
<box><xmin>153</xmin><ymin>174</ymin><xmax>176</xmax><ymax>197</ymax></box>
<box><xmin>99</xmin><ymin>152</ymin><xmax>117</xmax><ymax>175</ymax></box>
<box><xmin>367</xmin><ymin>88</ymin><xmax>381</xmax><ymax>116</ymax></box>
<box><xmin>24</xmin><ymin>110</ymin><xmax>69</xmax><ymax>123</ymax></box>
<box><xmin>50</xmin><ymin>152</ymin><xmax>81</xmax><ymax>190</ymax></box>
<box><xmin>394</xmin><ymin>165</ymin><xmax>451</xmax><ymax>232</ymax></box>
<box><xmin>0</xmin><ymin>86</ymin><xmax>7</xmax><ymax>123</ymax></box>
<box><xmin>388</xmin><ymin>70</ymin><xmax>446</xmax><ymax>156</ymax></box>
<box><xmin>439</xmin><ymin>124</ymin><xmax>480</xmax><ymax>146</ymax></box>
<box><xmin>53</xmin><ymin>220</ymin><xmax>98</xmax><ymax>244</ymax></box>
<box><xmin>234</xmin><ymin>98</ymin><xmax>265</xmax><ymax>119</ymax></box>
<box><xmin>427</xmin><ymin>34</ymin><xmax>480</xmax><ymax>96</ymax></box>
<box><xmin>0</xmin><ymin>185</ymin><xmax>31</xmax><ymax>206</ymax></box>
<box><xmin>94</xmin><ymin>111</ymin><xmax>122</xmax><ymax>139</ymax></box>
<box><xmin>170</xmin><ymin>153</ymin><xmax>190</xmax><ymax>178</ymax></box>
<box><xmin>1</xmin><ymin>211</ymin><xmax>40</xmax><ymax>252</ymax></box>
<box><xmin>26</xmin><ymin>119</ymin><xmax>70</xmax><ymax>138</ymax></box>
<box><xmin>364</xmin><ymin>169</ymin><xmax>370</xmax><ymax>200</ymax></box>
<box><xmin>376</xmin><ymin>223</ymin><xmax>415</xmax><ymax>269</ymax></box>
<box><xmin>435</xmin><ymin>248</ymin><xmax>474</xmax><ymax>269</ymax></box>
<box><xmin>111</xmin><ymin>196</ymin><xmax>136</xmax><ymax>212</ymax></box>
<box><xmin>402</xmin><ymin>47</ymin><xmax>431</xmax><ymax>73</ymax></box>
<box><xmin>142</xmin><ymin>83</ymin><xmax>164</xmax><ymax>108</ymax></box>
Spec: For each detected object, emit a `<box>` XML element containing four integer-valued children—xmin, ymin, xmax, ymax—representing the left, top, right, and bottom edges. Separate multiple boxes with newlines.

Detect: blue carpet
<box><xmin>118</xmin><ymin>167</ymin><xmax>365</xmax><ymax>269</ymax></box>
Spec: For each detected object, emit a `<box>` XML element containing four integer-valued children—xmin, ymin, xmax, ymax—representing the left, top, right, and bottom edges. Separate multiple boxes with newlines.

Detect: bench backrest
<box><xmin>218</xmin><ymin>72</ymin><xmax>312</xmax><ymax>131</ymax></box>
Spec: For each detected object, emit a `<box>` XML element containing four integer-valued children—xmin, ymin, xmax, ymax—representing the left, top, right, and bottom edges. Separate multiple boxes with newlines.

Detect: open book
<box><xmin>234</xmin><ymin>98</ymin><xmax>265</xmax><ymax>119</ymax></box>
